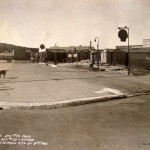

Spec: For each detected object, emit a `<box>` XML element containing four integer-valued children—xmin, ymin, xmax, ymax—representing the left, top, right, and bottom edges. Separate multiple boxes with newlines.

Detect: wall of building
<box><xmin>112</xmin><ymin>50</ymin><xmax>128</xmax><ymax>66</ymax></box>
<box><xmin>0</xmin><ymin>50</ymin><xmax>14</xmax><ymax>60</ymax></box>
<box><xmin>78</xmin><ymin>51</ymin><xmax>90</xmax><ymax>61</ymax></box>
<box><xmin>101</xmin><ymin>50</ymin><xmax>113</xmax><ymax>64</ymax></box>
<box><xmin>130</xmin><ymin>52</ymin><xmax>150</xmax><ymax>69</ymax></box>
<box><xmin>143</xmin><ymin>39</ymin><xmax>150</xmax><ymax>47</ymax></box>
<box><xmin>101</xmin><ymin>50</ymin><xmax>107</xmax><ymax>63</ymax></box>
<box><xmin>14</xmin><ymin>49</ymin><xmax>26</xmax><ymax>60</ymax></box>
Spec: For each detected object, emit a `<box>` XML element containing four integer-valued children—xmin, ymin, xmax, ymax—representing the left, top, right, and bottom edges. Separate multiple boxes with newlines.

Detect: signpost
<box><xmin>94</xmin><ymin>37</ymin><xmax>100</xmax><ymax>69</ymax></box>
<box><xmin>118</xmin><ymin>26</ymin><xmax>130</xmax><ymax>75</ymax></box>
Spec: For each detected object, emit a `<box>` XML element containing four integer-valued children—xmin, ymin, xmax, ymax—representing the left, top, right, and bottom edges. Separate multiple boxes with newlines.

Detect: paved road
<box><xmin>0</xmin><ymin>94</ymin><xmax>149</xmax><ymax>150</ymax></box>
<box><xmin>0</xmin><ymin>62</ymin><xmax>150</xmax><ymax>103</ymax></box>
<box><xmin>0</xmin><ymin>62</ymin><xmax>118</xmax><ymax>103</ymax></box>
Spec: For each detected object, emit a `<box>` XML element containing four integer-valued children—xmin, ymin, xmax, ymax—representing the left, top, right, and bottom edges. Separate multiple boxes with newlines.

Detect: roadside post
<box><xmin>118</xmin><ymin>26</ymin><xmax>130</xmax><ymax>75</ymax></box>
<box><xmin>94</xmin><ymin>37</ymin><xmax>100</xmax><ymax>69</ymax></box>
<box><xmin>89</xmin><ymin>41</ymin><xmax>95</xmax><ymax>70</ymax></box>
<box><xmin>54</xmin><ymin>42</ymin><xmax>58</xmax><ymax>65</ymax></box>
<box><xmin>39</xmin><ymin>44</ymin><xmax>46</xmax><ymax>63</ymax></box>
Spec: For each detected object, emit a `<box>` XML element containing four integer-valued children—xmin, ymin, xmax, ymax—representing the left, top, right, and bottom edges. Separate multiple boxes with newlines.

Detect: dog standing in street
<box><xmin>0</xmin><ymin>70</ymin><xmax>6</xmax><ymax>78</ymax></box>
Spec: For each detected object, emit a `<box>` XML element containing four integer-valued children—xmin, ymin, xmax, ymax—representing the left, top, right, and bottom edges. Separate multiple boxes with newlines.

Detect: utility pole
<box><xmin>54</xmin><ymin>42</ymin><xmax>58</xmax><ymax>65</ymax></box>
<box><xmin>118</xmin><ymin>26</ymin><xmax>130</xmax><ymax>75</ymax></box>
<box><xmin>127</xmin><ymin>27</ymin><xmax>130</xmax><ymax>75</ymax></box>
<box><xmin>94</xmin><ymin>37</ymin><xmax>100</xmax><ymax>69</ymax></box>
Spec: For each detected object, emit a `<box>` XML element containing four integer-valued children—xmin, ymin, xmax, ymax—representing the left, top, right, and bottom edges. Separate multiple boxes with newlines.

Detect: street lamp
<box><xmin>94</xmin><ymin>37</ymin><xmax>100</xmax><ymax>69</ymax></box>
<box><xmin>118</xmin><ymin>26</ymin><xmax>130</xmax><ymax>75</ymax></box>
<box><xmin>54</xmin><ymin>42</ymin><xmax>58</xmax><ymax>65</ymax></box>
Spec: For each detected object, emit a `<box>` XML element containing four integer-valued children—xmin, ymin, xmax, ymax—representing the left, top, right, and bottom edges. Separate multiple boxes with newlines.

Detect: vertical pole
<box><xmin>90</xmin><ymin>40</ymin><xmax>92</xmax><ymax>62</ymax></box>
<box><xmin>54</xmin><ymin>43</ymin><xmax>58</xmax><ymax>65</ymax></box>
<box><xmin>89</xmin><ymin>41</ymin><xmax>92</xmax><ymax>69</ymax></box>
<box><xmin>128</xmin><ymin>28</ymin><xmax>130</xmax><ymax>75</ymax></box>
<box><xmin>95</xmin><ymin>37</ymin><xmax>100</xmax><ymax>69</ymax></box>
<box><xmin>54</xmin><ymin>51</ymin><xmax>56</xmax><ymax>65</ymax></box>
<box><xmin>90</xmin><ymin>41</ymin><xmax>92</xmax><ymax>50</ymax></box>
<box><xmin>97</xmin><ymin>38</ymin><xmax>100</xmax><ymax>69</ymax></box>
<box><xmin>56</xmin><ymin>44</ymin><xmax>58</xmax><ymax>64</ymax></box>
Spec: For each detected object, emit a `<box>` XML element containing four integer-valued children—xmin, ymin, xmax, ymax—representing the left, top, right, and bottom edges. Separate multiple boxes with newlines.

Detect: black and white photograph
<box><xmin>0</xmin><ymin>0</ymin><xmax>150</xmax><ymax>150</ymax></box>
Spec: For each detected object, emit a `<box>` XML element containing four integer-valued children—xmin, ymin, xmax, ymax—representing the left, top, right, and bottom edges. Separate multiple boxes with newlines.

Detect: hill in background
<box><xmin>0</xmin><ymin>43</ymin><xmax>38</xmax><ymax>52</ymax></box>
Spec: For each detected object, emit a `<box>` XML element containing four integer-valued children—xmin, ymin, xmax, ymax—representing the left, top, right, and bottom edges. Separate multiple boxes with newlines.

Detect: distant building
<box><xmin>47</xmin><ymin>46</ymin><xmax>75</xmax><ymax>63</ymax></box>
<box><xmin>143</xmin><ymin>39</ymin><xmax>150</xmax><ymax>47</ymax></box>
<box><xmin>116</xmin><ymin>45</ymin><xmax>143</xmax><ymax>50</ymax></box>
<box><xmin>0</xmin><ymin>50</ymin><xmax>14</xmax><ymax>60</ymax></box>
<box><xmin>101</xmin><ymin>49</ymin><xmax>115</xmax><ymax>64</ymax></box>
<box><xmin>116</xmin><ymin>39</ymin><xmax>150</xmax><ymax>49</ymax></box>
<box><xmin>47</xmin><ymin>45</ymin><xmax>94</xmax><ymax>63</ymax></box>
<box><xmin>112</xmin><ymin>49</ymin><xmax>128</xmax><ymax>66</ymax></box>
<box><xmin>130</xmin><ymin>48</ymin><xmax>150</xmax><ymax>69</ymax></box>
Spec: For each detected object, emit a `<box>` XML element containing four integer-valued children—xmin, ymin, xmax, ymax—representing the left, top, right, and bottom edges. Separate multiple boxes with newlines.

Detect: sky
<box><xmin>0</xmin><ymin>0</ymin><xmax>150</xmax><ymax>49</ymax></box>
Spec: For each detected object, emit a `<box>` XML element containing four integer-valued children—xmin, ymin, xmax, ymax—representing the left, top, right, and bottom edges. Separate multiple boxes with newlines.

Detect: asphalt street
<box><xmin>0</xmin><ymin>62</ymin><xmax>150</xmax><ymax>150</ymax></box>
<box><xmin>0</xmin><ymin>62</ymin><xmax>150</xmax><ymax>103</ymax></box>
<box><xmin>0</xmin><ymin>94</ymin><xmax>150</xmax><ymax>150</ymax></box>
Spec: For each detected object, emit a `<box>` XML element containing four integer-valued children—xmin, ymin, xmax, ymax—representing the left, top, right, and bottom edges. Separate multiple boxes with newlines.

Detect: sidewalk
<box><xmin>0</xmin><ymin>62</ymin><xmax>150</xmax><ymax>109</ymax></box>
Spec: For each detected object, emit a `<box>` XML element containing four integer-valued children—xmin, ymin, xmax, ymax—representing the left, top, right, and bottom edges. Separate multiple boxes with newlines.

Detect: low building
<box><xmin>66</xmin><ymin>47</ymin><xmax>76</xmax><ymax>63</ymax></box>
<box><xmin>143</xmin><ymin>39</ymin><xmax>150</xmax><ymax>47</ymax></box>
<box><xmin>46</xmin><ymin>45</ymin><xmax>95</xmax><ymax>63</ymax></box>
<box><xmin>14</xmin><ymin>49</ymin><xmax>26</xmax><ymax>60</ymax></box>
<box><xmin>0</xmin><ymin>50</ymin><xmax>14</xmax><ymax>60</ymax></box>
<box><xmin>47</xmin><ymin>47</ymin><xmax>69</xmax><ymax>63</ymax></box>
<box><xmin>76</xmin><ymin>46</ymin><xmax>91</xmax><ymax>62</ymax></box>
<box><xmin>116</xmin><ymin>45</ymin><xmax>143</xmax><ymax>50</ymax></box>
<box><xmin>67</xmin><ymin>45</ymin><xmax>92</xmax><ymax>63</ymax></box>
<box><xmin>130</xmin><ymin>48</ymin><xmax>150</xmax><ymax>70</ymax></box>
<box><xmin>112</xmin><ymin>49</ymin><xmax>128</xmax><ymax>66</ymax></box>
<box><xmin>101</xmin><ymin>49</ymin><xmax>115</xmax><ymax>65</ymax></box>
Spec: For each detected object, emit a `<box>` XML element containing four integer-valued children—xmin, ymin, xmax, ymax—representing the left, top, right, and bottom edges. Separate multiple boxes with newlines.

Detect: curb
<box><xmin>0</xmin><ymin>91</ymin><xmax>149</xmax><ymax>110</ymax></box>
<box><xmin>0</xmin><ymin>94</ymin><xmax>127</xmax><ymax>110</ymax></box>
